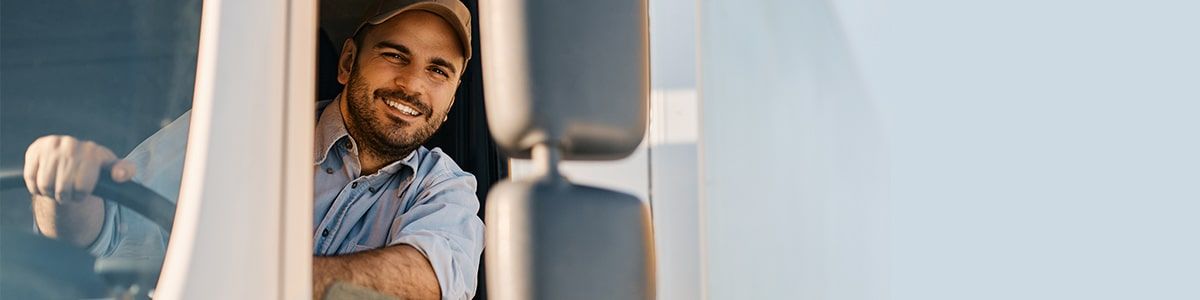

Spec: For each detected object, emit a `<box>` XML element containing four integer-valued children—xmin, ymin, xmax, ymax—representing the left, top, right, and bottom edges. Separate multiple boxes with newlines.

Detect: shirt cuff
<box><xmin>84</xmin><ymin>201</ymin><xmax>120</xmax><ymax>257</ymax></box>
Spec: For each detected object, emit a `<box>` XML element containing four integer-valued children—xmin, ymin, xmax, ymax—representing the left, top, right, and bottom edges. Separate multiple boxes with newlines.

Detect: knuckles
<box><xmin>25</xmin><ymin>135</ymin><xmax>116</xmax><ymax>199</ymax></box>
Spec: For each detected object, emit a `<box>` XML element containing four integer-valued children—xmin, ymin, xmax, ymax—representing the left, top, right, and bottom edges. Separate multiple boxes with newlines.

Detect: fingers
<box><xmin>36</xmin><ymin>145</ymin><xmax>58</xmax><ymax>199</ymax></box>
<box><xmin>55</xmin><ymin>156</ymin><xmax>75</xmax><ymax>202</ymax></box>
<box><xmin>56</xmin><ymin>137</ymin><xmax>82</xmax><ymax>202</ymax></box>
<box><xmin>77</xmin><ymin>141</ymin><xmax>118</xmax><ymax>200</ymax></box>
<box><xmin>75</xmin><ymin>153</ymin><xmax>103</xmax><ymax>199</ymax></box>
<box><xmin>23</xmin><ymin>135</ymin><xmax>123</xmax><ymax>203</ymax></box>
<box><xmin>109</xmin><ymin>159</ymin><xmax>137</xmax><ymax>183</ymax></box>
<box><xmin>24</xmin><ymin>139</ymin><xmax>43</xmax><ymax>196</ymax></box>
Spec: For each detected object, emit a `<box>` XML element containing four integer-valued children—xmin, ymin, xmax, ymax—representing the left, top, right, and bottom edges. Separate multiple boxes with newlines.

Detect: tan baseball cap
<box><xmin>353</xmin><ymin>0</ymin><xmax>473</xmax><ymax>62</ymax></box>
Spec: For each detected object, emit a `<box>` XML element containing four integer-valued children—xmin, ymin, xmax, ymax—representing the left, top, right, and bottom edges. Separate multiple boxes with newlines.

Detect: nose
<box><xmin>392</xmin><ymin>64</ymin><xmax>423</xmax><ymax>97</ymax></box>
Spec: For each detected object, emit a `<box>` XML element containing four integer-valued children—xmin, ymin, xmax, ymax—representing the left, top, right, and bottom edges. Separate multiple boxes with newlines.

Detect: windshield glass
<box><xmin>1</xmin><ymin>0</ymin><xmax>201</xmax><ymax>298</ymax></box>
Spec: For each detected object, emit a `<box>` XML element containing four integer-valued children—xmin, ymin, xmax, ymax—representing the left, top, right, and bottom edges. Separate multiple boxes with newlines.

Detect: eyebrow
<box><xmin>428</xmin><ymin>57</ymin><xmax>459</xmax><ymax>76</ymax></box>
<box><xmin>374</xmin><ymin>40</ymin><xmax>460</xmax><ymax>76</ymax></box>
<box><xmin>374</xmin><ymin>41</ymin><xmax>412</xmax><ymax>56</ymax></box>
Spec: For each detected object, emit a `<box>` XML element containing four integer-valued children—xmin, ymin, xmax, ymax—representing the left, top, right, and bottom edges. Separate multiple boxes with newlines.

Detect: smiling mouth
<box><xmin>383</xmin><ymin>98</ymin><xmax>423</xmax><ymax>117</ymax></box>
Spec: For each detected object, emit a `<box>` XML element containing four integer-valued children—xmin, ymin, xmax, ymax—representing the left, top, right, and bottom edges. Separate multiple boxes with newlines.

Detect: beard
<box><xmin>342</xmin><ymin>68</ymin><xmax>447</xmax><ymax>161</ymax></box>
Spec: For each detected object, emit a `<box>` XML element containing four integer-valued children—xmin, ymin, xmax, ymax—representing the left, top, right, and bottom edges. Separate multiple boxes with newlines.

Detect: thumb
<box><xmin>108</xmin><ymin>160</ymin><xmax>137</xmax><ymax>183</ymax></box>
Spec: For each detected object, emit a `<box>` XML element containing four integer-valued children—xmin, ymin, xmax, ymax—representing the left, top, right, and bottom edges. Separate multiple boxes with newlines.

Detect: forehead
<box><xmin>365</xmin><ymin>10</ymin><xmax>464</xmax><ymax>61</ymax></box>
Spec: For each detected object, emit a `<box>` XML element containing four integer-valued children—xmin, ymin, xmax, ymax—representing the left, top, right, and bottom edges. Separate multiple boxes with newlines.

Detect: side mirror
<box><xmin>481</xmin><ymin>0</ymin><xmax>649</xmax><ymax>160</ymax></box>
<box><xmin>480</xmin><ymin>0</ymin><xmax>654</xmax><ymax>299</ymax></box>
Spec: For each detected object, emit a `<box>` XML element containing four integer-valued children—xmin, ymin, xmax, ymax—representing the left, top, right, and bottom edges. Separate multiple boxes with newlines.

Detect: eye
<box><xmin>381</xmin><ymin>52</ymin><xmax>405</xmax><ymax>63</ymax></box>
<box><xmin>428</xmin><ymin>66</ymin><xmax>450</xmax><ymax>78</ymax></box>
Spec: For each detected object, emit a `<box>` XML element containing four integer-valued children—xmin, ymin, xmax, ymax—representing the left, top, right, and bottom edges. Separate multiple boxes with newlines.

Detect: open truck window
<box><xmin>317</xmin><ymin>1</ymin><xmax>505</xmax><ymax>297</ymax></box>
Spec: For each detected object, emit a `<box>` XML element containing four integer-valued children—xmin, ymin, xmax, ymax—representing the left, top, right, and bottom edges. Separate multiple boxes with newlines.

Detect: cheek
<box><xmin>358</xmin><ymin>62</ymin><xmax>399</xmax><ymax>85</ymax></box>
<box><xmin>431</xmin><ymin>91</ymin><xmax>457</xmax><ymax>115</ymax></box>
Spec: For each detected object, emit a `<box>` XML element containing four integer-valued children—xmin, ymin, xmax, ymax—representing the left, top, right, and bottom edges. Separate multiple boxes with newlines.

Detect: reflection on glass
<box><xmin>0</xmin><ymin>1</ymin><xmax>202</xmax><ymax>298</ymax></box>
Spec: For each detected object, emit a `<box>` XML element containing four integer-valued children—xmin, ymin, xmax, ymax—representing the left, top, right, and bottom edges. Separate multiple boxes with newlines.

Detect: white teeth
<box><xmin>385</xmin><ymin>100</ymin><xmax>421</xmax><ymax>116</ymax></box>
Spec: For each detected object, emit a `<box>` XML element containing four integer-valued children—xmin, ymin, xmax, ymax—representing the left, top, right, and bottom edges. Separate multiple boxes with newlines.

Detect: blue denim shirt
<box><xmin>86</xmin><ymin>98</ymin><xmax>485</xmax><ymax>299</ymax></box>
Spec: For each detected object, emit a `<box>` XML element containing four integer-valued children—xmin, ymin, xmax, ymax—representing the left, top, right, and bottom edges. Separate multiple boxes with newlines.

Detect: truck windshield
<box><xmin>0</xmin><ymin>0</ymin><xmax>202</xmax><ymax>298</ymax></box>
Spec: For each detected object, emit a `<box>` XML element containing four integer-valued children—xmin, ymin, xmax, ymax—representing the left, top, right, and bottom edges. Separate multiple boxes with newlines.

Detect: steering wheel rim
<box><xmin>0</xmin><ymin>167</ymin><xmax>176</xmax><ymax>298</ymax></box>
<box><xmin>0</xmin><ymin>168</ymin><xmax>175</xmax><ymax>231</ymax></box>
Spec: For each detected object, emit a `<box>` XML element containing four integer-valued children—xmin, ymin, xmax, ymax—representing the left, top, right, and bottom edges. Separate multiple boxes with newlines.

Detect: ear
<box><xmin>337</xmin><ymin>38</ymin><xmax>358</xmax><ymax>85</ymax></box>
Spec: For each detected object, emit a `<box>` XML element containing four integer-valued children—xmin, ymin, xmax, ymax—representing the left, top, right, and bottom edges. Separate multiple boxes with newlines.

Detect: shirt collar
<box><xmin>392</xmin><ymin>150</ymin><xmax>420</xmax><ymax>197</ymax></box>
<box><xmin>314</xmin><ymin>95</ymin><xmax>351</xmax><ymax>165</ymax></box>
<box><xmin>371</xmin><ymin>150</ymin><xmax>418</xmax><ymax>176</ymax></box>
<box><xmin>313</xmin><ymin>95</ymin><xmax>423</xmax><ymax>175</ymax></box>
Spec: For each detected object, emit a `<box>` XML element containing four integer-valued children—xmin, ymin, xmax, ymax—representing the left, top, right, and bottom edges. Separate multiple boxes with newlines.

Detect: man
<box><xmin>22</xmin><ymin>0</ymin><xmax>482</xmax><ymax>298</ymax></box>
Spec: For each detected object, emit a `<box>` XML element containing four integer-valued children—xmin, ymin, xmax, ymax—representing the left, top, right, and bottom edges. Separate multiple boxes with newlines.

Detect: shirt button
<box><xmin>351</xmin><ymin>182</ymin><xmax>358</xmax><ymax>188</ymax></box>
<box><xmin>325</xmin><ymin>168</ymin><xmax>334</xmax><ymax>174</ymax></box>
<box><xmin>369</xmin><ymin>187</ymin><xmax>378</xmax><ymax>193</ymax></box>
<box><xmin>321</xmin><ymin>229</ymin><xmax>330</xmax><ymax>237</ymax></box>
<box><xmin>345</xmin><ymin>142</ymin><xmax>353</xmax><ymax>150</ymax></box>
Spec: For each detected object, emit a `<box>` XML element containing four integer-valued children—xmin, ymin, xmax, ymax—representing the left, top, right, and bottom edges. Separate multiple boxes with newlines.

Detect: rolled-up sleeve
<box><xmin>84</xmin><ymin>112</ymin><xmax>188</xmax><ymax>259</ymax></box>
<box><xmin>85</xmin><ymin>204</ymin><xmax>169</xmax><ymax>259</ymax></box>
<box><xmin>388</xmin><ymin>169</ymin><xmax>485</xmax><ymax>300</ymax></box>
<box><xmin>34</xmin><ymin>195</ymin><xmax>161</xmax><ymax>259</ymax></box>
<box><xmin>84</xmin><ymin>201</ymin><xmax>121</xmax><ymax>256</ymax></box>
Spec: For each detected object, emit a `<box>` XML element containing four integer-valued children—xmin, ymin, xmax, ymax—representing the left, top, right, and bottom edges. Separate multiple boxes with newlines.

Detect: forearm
<box><xmin>32</xmin><ymin>194</ymin><xmax>105</xmax><ymax>247</ymax></box>
<box><xmin>313</xmin><ymin>244</ymin><xmax>441</xmax><ymax>300</ymax></box>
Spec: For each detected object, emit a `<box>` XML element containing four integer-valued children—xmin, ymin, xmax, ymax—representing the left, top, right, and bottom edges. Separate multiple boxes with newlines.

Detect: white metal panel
<box><xmin>852</xmin><ymin>1</ymin><xmax>1200</xmax><ymax>299</ymax></box>
<box><xmin>697</xmin><ymin>0</ymin><xmax>889</xmax><ymax>299</ymax></box>
<box><xmin>646</xmin><ymin>0</ymin><xmax>701</xmax><ymax>298</ymax></box>
<box><xmin>282</xmin><ymin>0</ymin><xmax>317</xmax><ymax>298</ymax></box>
<box><xmin>648</xmin><ymin>89</ymin><xmax>700</xmax><ymax>300</ymax></box>
<box><xmin>155</xmin><ymin>0</ymin><xmax>291</xmax><ymax>298</ymax></box>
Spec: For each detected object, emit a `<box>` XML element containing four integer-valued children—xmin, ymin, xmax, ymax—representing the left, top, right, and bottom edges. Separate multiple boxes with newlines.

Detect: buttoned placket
<box><xmin>315</xmin><ymin>139</ymin><xmax>415</xmax><ymax>254</ymax></box>
<box><xmin>315</xmin><ymin>139</ymin><xmax>360</xmax><ymax>253</ymax></box>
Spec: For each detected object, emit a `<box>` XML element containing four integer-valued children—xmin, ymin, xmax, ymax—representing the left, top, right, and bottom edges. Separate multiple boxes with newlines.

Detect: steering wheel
<box><xmin>0</xmin><ymin>167</ymin><xmax>176</xmax><ymax>299</ymax></box>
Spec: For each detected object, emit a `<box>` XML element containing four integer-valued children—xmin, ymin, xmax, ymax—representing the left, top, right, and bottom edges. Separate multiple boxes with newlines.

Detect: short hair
<box><xmin>351</xmin><ymin>24</ymin><xmax>376</xmax><ymax>55</ymax></box>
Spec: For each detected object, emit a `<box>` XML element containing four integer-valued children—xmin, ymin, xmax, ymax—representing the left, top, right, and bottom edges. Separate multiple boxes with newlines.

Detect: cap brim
<box><xmin>360</xmin><ymin>2</ymin><xmax>472</xmax><ymax>61</ymax></box>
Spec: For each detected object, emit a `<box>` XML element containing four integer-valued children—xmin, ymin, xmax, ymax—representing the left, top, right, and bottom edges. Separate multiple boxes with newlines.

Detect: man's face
<box><xmin>338</xmin><ymin>10</ymin><xmax>465</xmax><ymax>159</ymax></box>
